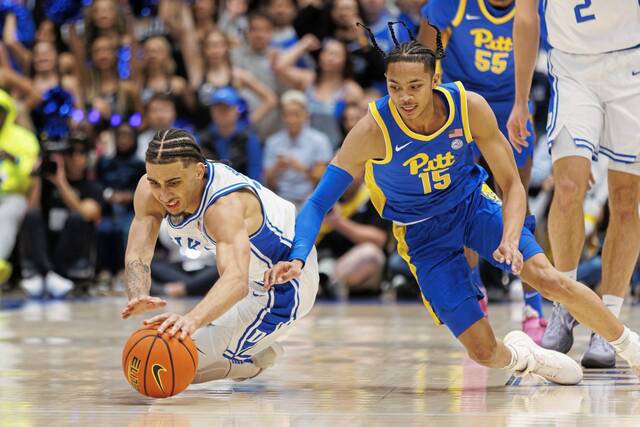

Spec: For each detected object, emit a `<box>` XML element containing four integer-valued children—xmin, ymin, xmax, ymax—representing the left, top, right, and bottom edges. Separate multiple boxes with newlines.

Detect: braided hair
<box><xmin>357</xmin><ymin>20</ymin><xmax>444</xmax><ymax>74</ymax></box>
<box><xmin>145</xmin><ymin>128</ymin><xmax>205</xmax><ymax>166</ymax></box>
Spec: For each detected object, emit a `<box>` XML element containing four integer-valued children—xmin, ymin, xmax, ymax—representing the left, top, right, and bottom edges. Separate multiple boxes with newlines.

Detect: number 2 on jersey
<box><xmin>574</xmin><ymin>0</ymin><xmax>596</xmax><ymax>23</ymax></box>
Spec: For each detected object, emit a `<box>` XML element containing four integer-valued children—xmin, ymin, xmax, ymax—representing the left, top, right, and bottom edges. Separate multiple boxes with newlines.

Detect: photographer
<box><xmin>20</xmin><ymin>134</ymin><xmax>103</xmax><ymax>298</ymax></box>
<box><xmin>0</xmin><ymin>90</ymin><xmax>39</xmax><ymax>287</ymax></box>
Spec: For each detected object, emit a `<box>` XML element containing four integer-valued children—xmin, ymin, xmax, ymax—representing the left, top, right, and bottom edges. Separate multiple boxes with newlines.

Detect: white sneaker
<box><xmin>504</xmin><ymin>330</ymin><xmax>583</xmax><ymax>385</ymax></box>
<box><xmin>46</xmin><ymin>271</ymin><xmax>74</xmax><ymax>298</ymax></box>
<box><xmin>21</xmin><ymin>274</ymin><xmax>44</xmax><ymax>298</ymax></box>
<box><xmin>612</xmin><ymin>329</ymin><xmax>640</xmax><ymax>377</ymax></box>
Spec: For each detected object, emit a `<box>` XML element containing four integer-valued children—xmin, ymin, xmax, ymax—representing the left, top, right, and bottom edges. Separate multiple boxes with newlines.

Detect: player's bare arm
<box><xmin>263</xmin><ymin>113</ymin><xmax>386</xmax><ymax>288</ymax></box>
<box><xmin>146</xmin><ymin>191</ymin><xmax>252</xmax><ymax>339</ymax></box>
<box><xmin>507</xmin><ymin>0</ymin><xmax>539</xmax><ymax>149</ymax></box>
<box><xmin>469</xmin><ymin>91</ymin><xmax>527</xmax><ymax>274</ymax></box>
<box><xmin>121</xmin><ymin>176</ymin><xmax>166</xmax><ymax>319</ymax></box>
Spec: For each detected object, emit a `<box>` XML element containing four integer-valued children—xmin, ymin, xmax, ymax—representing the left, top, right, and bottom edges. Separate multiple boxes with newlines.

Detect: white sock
<box><xmin>609</xmin><ymin>326</ymin><xmax>630</xmax><ymax>348</ymax></box>
<box><xmin>602</xmin><ymin>294</ymin><xmax>624</xmax><ymax>318</ymax></box>
<box><xmin>505</xmin><ymin>344</ymin><xmax>529</xmax><ymax>371</ymax></box>
<box><xmin>559</xmin><ymin>269</ymin><xmax>577</xmax><ymax>281</ymax></box>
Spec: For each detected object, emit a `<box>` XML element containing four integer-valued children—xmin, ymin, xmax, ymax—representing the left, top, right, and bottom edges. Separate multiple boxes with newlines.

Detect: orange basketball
<box><xmin>122</xmin><ymin>324</ymin><xmax>199</xmax><ymax>398</ymax></box>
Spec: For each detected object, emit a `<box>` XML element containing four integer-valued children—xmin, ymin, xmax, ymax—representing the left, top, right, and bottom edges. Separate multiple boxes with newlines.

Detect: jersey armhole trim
<box><xmin>204</xmin><ymin>182</ymin><xmax>267</xmax><ymax>240</ymax></box>
<box><xmin>368</xmin><ymin>101</ymin><xmax>393</xmax><ymax>165</ymax></box>
<box><xmin>451</xmin><ymin>0</ymin><xmax>467</xmax><ymax>27</ymax></box>
<box><xmin>454</xmin><ymin>81</ymin><xmax>473</xmax><ymax>143</ymax></box>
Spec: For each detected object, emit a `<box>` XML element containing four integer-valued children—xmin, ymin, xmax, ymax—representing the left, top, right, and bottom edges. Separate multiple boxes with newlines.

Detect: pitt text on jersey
<box><xmin>470</xmin><ymin>28</ymin><xmax>512</xmax><ymax>75</ymax></box>
<box><xmin>402</xmin><ymin>152</ymin><xmax>455</xmax><ymax>194</ymax></box>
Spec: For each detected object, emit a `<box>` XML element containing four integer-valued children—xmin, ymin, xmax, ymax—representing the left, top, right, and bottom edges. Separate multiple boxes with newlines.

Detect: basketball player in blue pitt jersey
<box><xmin>510</xmin><ymin>0</ymin><xmax>640</xmax><ymax>369</ymax></box>
<box><xmin>418</xmin><ymin>0</ymin><xmax>547</xmax><ymax>344</ymax></box>
<box><xmin>120</xmin><ymin>129</ymin><xmax>319</xmax><ymax>382</ymax></box>
<box><xmin>263</xmin><ymin>23</ymin><xmax>640</xmax><ymax>383</ymax></box>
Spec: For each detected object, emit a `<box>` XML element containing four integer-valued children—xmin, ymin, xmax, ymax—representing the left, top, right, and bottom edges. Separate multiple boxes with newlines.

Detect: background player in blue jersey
<box><xmin>263</xmin><ymin>24</ymin><xmax>640</xmax><ymax>383</ymax></box>
<box><xmin>418</xmin><ymin>0</ymin><xmax>546</xmax><ymax>343</ymax></box>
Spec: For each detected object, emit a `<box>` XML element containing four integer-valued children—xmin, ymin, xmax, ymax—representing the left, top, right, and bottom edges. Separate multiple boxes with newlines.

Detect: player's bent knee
<box><xmin>534</xmin><ymin>267</ymin><xmax>571</xmax><ymax>302</ymax></box>
<box><xmin>466</xmin><ymin>340</ymin><xmax>499</xmax><ymax>366</ymax></box>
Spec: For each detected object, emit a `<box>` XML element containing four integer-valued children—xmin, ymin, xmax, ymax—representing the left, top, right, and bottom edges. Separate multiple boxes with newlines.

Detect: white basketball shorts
<box><xmin>192</xmin><ymin>247</ymin><xmax>318</xmax><ymax>378</ymax></box>
<box><xmin>547</xmin><ymin>47</ymin><xmax>640</xmax><ymax>175</ymax></box>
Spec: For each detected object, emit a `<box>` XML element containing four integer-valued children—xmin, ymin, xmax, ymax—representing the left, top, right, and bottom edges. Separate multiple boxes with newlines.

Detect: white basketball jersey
<box><xmin>544</xmin><ymin>0</ymin><xmax>640</xmax><ymax>54</ymax></box>
<box><xmin>164</xmin><ymin>161</ymin><xmax>297</xmax><ymax>285</ymax></box>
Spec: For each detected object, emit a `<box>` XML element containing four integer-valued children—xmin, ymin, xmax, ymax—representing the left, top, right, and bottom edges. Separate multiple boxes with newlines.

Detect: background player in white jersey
<box><xmin>120</xmin><ymin>129</ymin><xmax>319</xmax><ymax>382</ymax></box>
<box><xmin>509</xmin><ymin>0</ymin><xmax>640</xmax><ymax>368</ymax></box>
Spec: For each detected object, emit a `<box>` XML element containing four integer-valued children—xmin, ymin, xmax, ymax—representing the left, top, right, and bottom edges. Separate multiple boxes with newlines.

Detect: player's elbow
<box><xmin>228</xmin><ymin>271</ymin><xmax>250</xmax><ymax>299</ymax></box>
<box><xmin>236</xmin><ymin>282</ymin><xmax>249</xmax><ymax>299</ymax></box>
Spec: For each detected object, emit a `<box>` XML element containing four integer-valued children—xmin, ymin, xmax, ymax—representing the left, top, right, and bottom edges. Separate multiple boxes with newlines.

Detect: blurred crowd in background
<box><xmin>0</xmin><ymin>0</ymin><xmax>637</xmax><ymax>302</ymax></box>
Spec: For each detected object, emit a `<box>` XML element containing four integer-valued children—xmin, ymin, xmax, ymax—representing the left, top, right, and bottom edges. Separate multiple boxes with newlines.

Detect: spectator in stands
<box><xmin>31</xmin><ymin>40</ymin><xmax>83</xmax><ymax>110</ymax></box>
<box><xmin>138</xmin><ymin>35</ymin><xmax>194</xmax><ymax>112</ymax></box>
<box><xmin>84</xmin><ymin>36</ymin><xmax>141</xmax><ymax>128</ymax></box>
<box><xmin>2</xmin><ymin>2</ymin><xmax>36</xmax><ymax>72</ymax></box>
<box><xmin>198</xmin><ymin>87</ymin><xmax>263</xmax><ymax>181</ymax></box>
<box><xmin>267</xmin><ymin>0</ymin><xmax>300</xmax><ymax>50</ymax></box>
<box><xmin>359</xmin><ymin>0</ymin><xmax>397</xmax><ymax>52</ymax></box>
<box><xmin>68</xmin><ymin>0</ymin><xmax>133</xmax><ymax>64</ymax></box>
<box><xmin>185</xmin><ymin>28</ymin><xmax>277</xmax><ymax>130</ymax></box>
<box><xmin>0</xmin><ymin>89</ymin><xmax>39</xmax><ymax>286</ymax></box>
<box><xmin>275</xmin><ymin>37</ymin><xmax>363</xmax><ymax>147</ymax></box>
<box><xmin>396</xmin><ymin>0</ymin><xmax>426</xmax><ymax>41</ymax></box>
<box><xmin>231</xmin><ymin>12</ymin><xmax>283</xmax><ymax>137</ymax></box>
<box><xmin>316</xmin><ymin>178</ymin><xmax>389</xmax><ymax>299</ymax></box>
<box><xmin>136</xmin><ymin>93</ymin><xmax>177</xmax><ymax>160</ymax></box>
<box><xmin>218</xmin><ymin>0</ymin><xmax>250</xmax><ymax>45</ymax></box>
<box><xmin>264</xmin><ymin>90</ymin><xmax>332</xmax><ymax>208</ymax></box>
<box><xmin>95</xmin><ymin>123</ymin><xmax>145</xmax><ymax>280</ymax></box>
<box><xmin>21</xmin><ymin>134</ymin><xmax>103</xmax><ymax>298</ymax></box>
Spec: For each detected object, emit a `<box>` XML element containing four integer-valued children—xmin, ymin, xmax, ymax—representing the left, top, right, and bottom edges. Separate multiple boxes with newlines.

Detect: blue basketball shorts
<box><xmin>471</xmin><ymin>99</ymin><xmax>535</xmax><ymax>168</ymax></box>
<box><xmin>392</xmin><ymin>184</ymin><xmax>543</xmax><ymax>337</ymax></box>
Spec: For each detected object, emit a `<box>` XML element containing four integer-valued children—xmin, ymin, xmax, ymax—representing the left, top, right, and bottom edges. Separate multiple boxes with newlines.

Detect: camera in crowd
<box><xmin>40</xmin><ymin>132</ymin><xmax>91</xmax><ymax>175</ymax></box>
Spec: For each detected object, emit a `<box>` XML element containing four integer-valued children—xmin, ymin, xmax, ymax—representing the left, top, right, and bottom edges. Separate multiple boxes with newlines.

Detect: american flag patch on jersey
<box><xmin>448</xmin><ymin>128</ymin><xmax>463</xmax><ymax>138</ymax></box>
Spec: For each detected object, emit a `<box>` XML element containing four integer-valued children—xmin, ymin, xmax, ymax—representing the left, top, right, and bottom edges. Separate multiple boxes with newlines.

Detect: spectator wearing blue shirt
<box><xmin>96</xmin><ymin>123</ymin><xmax>146</xmax><ymax>277</ymax></box>
<box><xmin>359</xmin><ymin>0</ymin><xmax>397</xmax><ymax>52</ymax></box>
<box><xmin>197</xmin><ymin>87</ymin><xmax>263</xmax><ymax>182</ymax></box>
<box><xmin>264</xmin><ymin>90</ymin><xmax>333</xmax><ymax>209</ymax></box>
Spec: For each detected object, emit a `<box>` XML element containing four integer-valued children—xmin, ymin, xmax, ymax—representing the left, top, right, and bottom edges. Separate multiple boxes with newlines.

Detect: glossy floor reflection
<box><xmin>1</xmin><ymin>298</ymin><xmax>640</xmax><ymax>426</ymax></box>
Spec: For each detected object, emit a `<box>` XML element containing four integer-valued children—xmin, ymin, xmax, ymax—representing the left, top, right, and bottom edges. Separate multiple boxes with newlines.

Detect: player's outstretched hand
<box><xmin>144</xmin><ymin>312</ymin><xmax>198</xmax><ymax>340</ymax></box>
<box><xmin>506</xmin><ymin>102</ymin><xmax>530</xmax><ymax>153</ymax></box>
<box><xmin>263</xmin><ymin>260</ymin><xmax>303</xmax><ymax>290</ymax></box>
<box><xmin>121</xmin><ymin>296</ymin><xmax>167</xmax><ymax>319</ymax></box>
<box><xmin>493</xmin><ymin>241</ymin><xmax>524</xmax><ymax>275</ymax></box>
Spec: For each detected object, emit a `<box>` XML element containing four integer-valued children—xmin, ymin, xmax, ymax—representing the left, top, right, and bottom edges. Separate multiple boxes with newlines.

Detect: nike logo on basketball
<box><xmin>465</xmin><ymin>14</ymin><xmax>481</xmax><ymax>20</ymax></box>
<box><xmin>395</xmin><ymin>141</ymin><xmax>413</xmax><ymax>152</ymax></box>
<box><xmin>151</xmin><ymin>364</ymin><xmax>167</xmax><ymax>392</ymax></box>
<box><xmin>633</xmin><ymin>70</ymin><xmax>640</xmax><ymax>76</ymax></box>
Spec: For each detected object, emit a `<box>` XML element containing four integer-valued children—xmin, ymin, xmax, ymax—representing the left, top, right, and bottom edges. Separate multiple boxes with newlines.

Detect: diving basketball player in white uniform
<box><xmin>509</xmin><ymin>0</ymin><xmax>640</xmax><ymax>368</ymax></box>
<box><xmin>120</xmin><ymin>129</ymin><xmax>318</xmax><ymax>382</ymax></box>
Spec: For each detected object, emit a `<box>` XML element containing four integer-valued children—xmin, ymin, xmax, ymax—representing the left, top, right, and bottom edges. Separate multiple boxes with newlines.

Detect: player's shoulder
<box><xmin>351</xmin><ymin>107</ymin><xmax>384</xmax><ymax>141</ymax></box>
<box><xmin>338</xmin><ymin>107</ymin><xmax>386</xmax><ymax>164</ymax></box>
<box><xmin>464</xmin><ymin>89</ymin><xmax>491</xmax><ymax>113</ymax></box>
<box><xmin>134</xmin><ymin>175</ymin><xmax>165</xmax><ymax>218</ymax></box>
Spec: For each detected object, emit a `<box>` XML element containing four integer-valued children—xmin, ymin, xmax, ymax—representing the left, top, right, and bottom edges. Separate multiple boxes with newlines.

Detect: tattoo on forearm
<box><xmin>125</xmin><ymin>259</ymin><xmax>151</xmax><ymax>299</ymax></box>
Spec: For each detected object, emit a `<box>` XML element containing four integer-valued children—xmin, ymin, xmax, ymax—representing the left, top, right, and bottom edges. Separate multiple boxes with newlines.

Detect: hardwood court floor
<box><xmin>1</xmin><ymin>297</ymin><xmax>640</xmax><ymax>426</ymax></box>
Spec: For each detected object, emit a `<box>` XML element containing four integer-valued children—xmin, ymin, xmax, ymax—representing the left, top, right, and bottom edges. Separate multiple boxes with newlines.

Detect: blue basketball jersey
<box><xmin>425</xmin><ymin>0</ymin><xmax>516</xmax><ymax>103</ymax></box>
<box><xmin>364</xmin><ymin>82</ymin><xmax>487</xmax><ymax>224</ymax></box>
